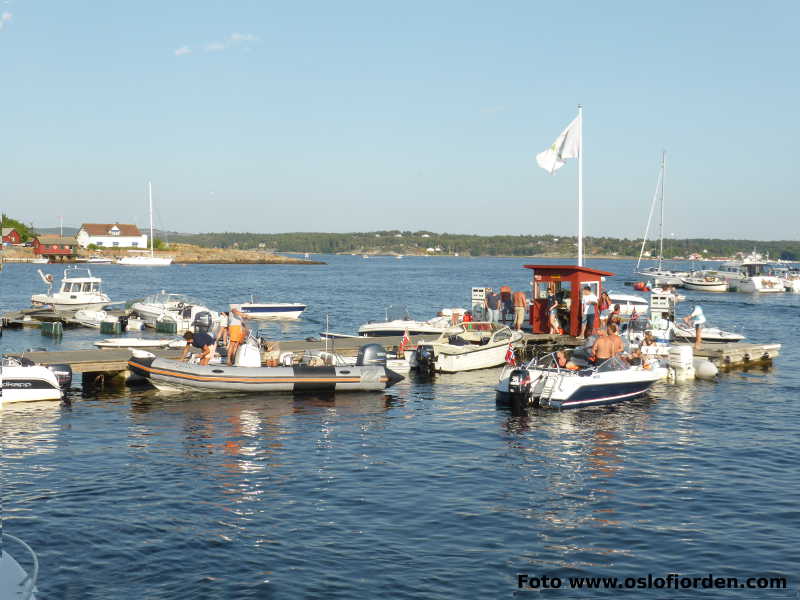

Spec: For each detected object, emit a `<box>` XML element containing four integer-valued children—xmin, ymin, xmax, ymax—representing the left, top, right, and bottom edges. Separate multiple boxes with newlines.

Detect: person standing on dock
<box><xmin>484</xmin><ymin>288</ymin><xmax>500</xmax><ymax>324</ymax></box>
<box><xmin>683</xmin><ymin>305</ymin><xmax>706</xmax><ymax>350</ymax></box>
<box><xmin>581</xmin><ymin>286</ymin><xmax>598</xmax><ymax>338</ymax></box>
<box><xmin>512</xmin><ymin>290</ymin><xmax>527</xmax><ymax>331</ymax></box>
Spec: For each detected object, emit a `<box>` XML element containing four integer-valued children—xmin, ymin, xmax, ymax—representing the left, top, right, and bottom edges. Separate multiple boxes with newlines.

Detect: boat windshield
<box><xmin>596</xmin><ymin>356</ymin><xmax>630</xmax><ymax>372</ymax></box>
<box><xmin>385</xmin><ymin>305</ymin><xmax>413</xmax><ymax>321</ymax></box>
<box><xmin>142</xmin><ymin>291</ymin><xmax>201</xmax><ymax>306</ymax></box>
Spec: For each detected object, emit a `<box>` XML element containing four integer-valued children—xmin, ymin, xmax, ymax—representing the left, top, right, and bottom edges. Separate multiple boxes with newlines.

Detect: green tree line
<box><xmin>168</xmin><ymin>230</ymin><xmax>800</xmax><ymax>260</ymax></box>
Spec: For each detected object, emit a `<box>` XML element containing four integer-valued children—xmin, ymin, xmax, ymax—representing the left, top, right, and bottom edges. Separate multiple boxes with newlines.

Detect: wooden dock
<box><xmin>693</xmin><ymin>342</ymin><xmax>781</xmax><ymax>369</ymax></box>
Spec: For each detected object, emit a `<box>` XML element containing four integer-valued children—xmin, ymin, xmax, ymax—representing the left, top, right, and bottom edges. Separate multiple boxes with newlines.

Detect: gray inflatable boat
<box><xmin>127</xmin><ymin>343</ymin><xmax>404</xmax><ymax>393</ymax></box>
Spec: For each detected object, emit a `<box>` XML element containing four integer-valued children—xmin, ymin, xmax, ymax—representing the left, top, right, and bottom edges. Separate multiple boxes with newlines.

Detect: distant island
<box><xmin>167</xmin><ymin>231</ymin><xmax>800</xmax><ymax>261</ymax></box>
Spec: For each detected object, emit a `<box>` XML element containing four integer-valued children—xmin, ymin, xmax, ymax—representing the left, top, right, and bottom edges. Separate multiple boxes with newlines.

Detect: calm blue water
<box><xmin>2</xmin><ymin>257</ymin><xmax>798</xmax><ymax>599</ymax></box>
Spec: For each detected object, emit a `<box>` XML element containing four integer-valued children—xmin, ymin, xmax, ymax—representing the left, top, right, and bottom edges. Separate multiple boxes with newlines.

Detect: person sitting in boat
<box><xmin>226</xmin><ymin>307</ymin><xmax>248</xmax><ymax>366</ymax></box>
<box><xmin>682</xmin><ymin>305</ymin><xmax>706</xmax><ymax>350</ymax></box>
<box><xmin>462</xmin><ymin>310</ymin><xmax>473</xmax><ymax>323</ymax></box>
<box><xmin>555</xmin><ymin>350</ymin><xmax>580</xmax><ymax>370</ymax></box>
<box><xmin>181</xmin><ymin>330</ymin><xmax>215</xmax><ymax>366</ymax></box>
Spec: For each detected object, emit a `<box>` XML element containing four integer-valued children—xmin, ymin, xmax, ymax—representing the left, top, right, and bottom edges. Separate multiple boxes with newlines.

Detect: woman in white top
<box><xmin>682</xmin><ymin>305</ymin><xmax>706</xmax><ymax>349</ymax></box>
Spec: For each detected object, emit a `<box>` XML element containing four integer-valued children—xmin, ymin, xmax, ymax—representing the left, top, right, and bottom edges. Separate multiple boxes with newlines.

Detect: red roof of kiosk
<box><xmin>523</xmin><ymin>265</ymin><xmax>614</xmax><ymax>278</ymax></box>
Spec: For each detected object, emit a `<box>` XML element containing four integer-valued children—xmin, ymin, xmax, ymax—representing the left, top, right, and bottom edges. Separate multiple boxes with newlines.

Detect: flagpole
<box><xmin>577</xmin><ymin>104</ymin><xmax>583</xmax><ymax>267</ymax></box>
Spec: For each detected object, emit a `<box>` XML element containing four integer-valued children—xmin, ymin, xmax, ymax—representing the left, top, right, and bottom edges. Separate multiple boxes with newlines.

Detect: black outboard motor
<box><xmin>506</xmin><ymin>368</ymin><xmax>535</xmax><ymax>406</ymax></box>
<box><xmin>356</xmin><ymin>343</ymin><xmax>387</xmax><ymax>367</ymax></box>
<box><xmin>47</xmin><ymin>364</ymin><xmax>73</xmax><ymax>390</ymax></box>
<box><xmin>118</xmin><ymin>315</ymin><xmax>129</xmax><ymax>332</ymax></box>
<box><xmin>415</xmin><ymin>344</ymin><xmax>436</xmax><ymax>374</ymax></box>
<box><xmin>193</xmin><ymin>311</ymin><xmax>213</xmax><ymax>334</ymax></box>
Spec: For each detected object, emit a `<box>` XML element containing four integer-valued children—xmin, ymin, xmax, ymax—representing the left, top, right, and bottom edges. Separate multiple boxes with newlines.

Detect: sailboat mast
<box><xmin>658</xmin><ymin>151</ymin><xmax>665</xmax><ymax>271</ymax></box>
<box><xmin>577</xmin><ymin>104</ymin><xmax>583</xmax><ymax>267</ymax></box>
<box><xmin>148</xmin><ymin>181</ymin><xmax>154</xmax><ymax>257</ymax></box>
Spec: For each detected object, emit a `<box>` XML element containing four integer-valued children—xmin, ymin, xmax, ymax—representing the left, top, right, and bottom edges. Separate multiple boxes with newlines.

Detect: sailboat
<box><xmin>117</xmin><ymin>182</ymin><xmax>174</xmax><ymax>266</ymax></box>
<box><xmin>635</xmin><ymin>152</ymin><xmax>688</xmax><ymax>286</ymax></box>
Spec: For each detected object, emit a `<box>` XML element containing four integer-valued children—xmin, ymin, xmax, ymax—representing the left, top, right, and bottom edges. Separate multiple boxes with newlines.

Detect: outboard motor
<box><xmin>356</xmin><ymin>343</ymin><xmax>387</xmax><ymax>367</ymax></box>
<box><xmin>118</xmin><ymin>315</ymin><xmax>129</xmax><ymax>332</ymax></box>
<box><xmin>414</xmin><ymin>344</ymin><xmax>436</xmax><ymax>374</ymax></box>
<box><xmin>506</xmin><ymin>368</ymin><xmax>534</xmax><ymax>406</ymax></box>
<box><xmin>193</xmin><ymin>311</ymin><xmax>213</xmax><ymax>334</ymax></box>
<box><xmin>46</xmin><ymin>363</ymin><xmax>73</xmax><ymax>390</ymax></box>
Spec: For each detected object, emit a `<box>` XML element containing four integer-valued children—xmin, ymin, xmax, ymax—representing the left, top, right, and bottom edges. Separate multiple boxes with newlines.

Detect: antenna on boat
<box><xmin>325</xmin><ymin>314</ymin><xmax>329</xmax><ymax>353</ymax></box>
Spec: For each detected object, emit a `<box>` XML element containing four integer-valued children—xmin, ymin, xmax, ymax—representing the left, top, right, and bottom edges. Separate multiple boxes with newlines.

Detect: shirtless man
<box><xmin>591</xmin><ymin>324</ymin><xmax>623</xmax><ymax>362</ymax></box>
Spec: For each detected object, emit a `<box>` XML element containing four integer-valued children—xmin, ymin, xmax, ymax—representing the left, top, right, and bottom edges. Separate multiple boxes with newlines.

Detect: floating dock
<box><xmin>693</xmin><ymin>342</ymin><xmax>781</xmax><ymax>369</ymax></box>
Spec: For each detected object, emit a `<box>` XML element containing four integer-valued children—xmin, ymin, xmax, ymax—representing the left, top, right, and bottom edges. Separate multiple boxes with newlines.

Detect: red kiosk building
<box><xmin>524</xmin><ymin>264</ymin><xmax>614</xmax><ymax>337</ymax></box>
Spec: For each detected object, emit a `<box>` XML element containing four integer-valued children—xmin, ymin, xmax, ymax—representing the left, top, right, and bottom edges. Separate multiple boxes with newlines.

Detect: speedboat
<box><xmin>679</xmin><ymin>271</ymin><xmax>729</xmax><ymax>292</ymax></box>
<box><xmin>710</xmin><ymin>251</ymin><xmax>782</xmax><ymax>292</ymax></box>
<box><xmin>75</xmin><ymin>255</ymin><xmax>113</xmax><ymax>264</ymax></box>
<box><xmin>0</xmin><ymin>532</ymin><xmax>38</xmax><ymax>599</ymax></box>
<box><xmin>73</xmin><ymin>308</ymin><xmax>109</xmax><ymax>328</ymax></box>
<box><xmin>357</xmin><ymin>306</ymin><xmax>465</xmax><ymax>337</ymax></box>
<box><xmin>496</xmin><ymin>351</ymin><xmax>666</xmax><ymax>409</ymax></box>
<box><xmin>770</xmin><ymin>266</ymin><xmax>800</xmax><ymax>292</ymax></box>
<box><xmin>31</xmin><ymin>267</ymin><xmax>111</xmax><ymax>310</ymax></box>
<box><xmin>127</xmin><ymin>342</ymin><xmax>404</xmax><ymax>393</ymax></box>
<box><xmin>410</xmin><ymin>322</ymin><xmax>523</xmax><ymax>373</ymax></box>
<box><xmin>94</xmin><ymin>338</ymin><xmax>176</xmax><ymax>349</ymax></box>
<box><xmin>607</xmin><ymin>292</ymin><xmax>649</xmax><ymax>316</ymax></box>
<box><xmin>131</xmin><ymin>291</ymin><xmax>220</xmax><ymax>330</ymax></box>
<box><xmin>0</xmin><ymin>356</ymin><xmax>69</xmax><ymax>404</ymax></box>
<box><xmin>671</xmin><ymin>321</ymin><xmax>745</xmax><ymax>342</ymax></box>
<box><xmin>230</xmin><ymin>298</ymin><xmax>306</xmax><ymax>320</ymax></box>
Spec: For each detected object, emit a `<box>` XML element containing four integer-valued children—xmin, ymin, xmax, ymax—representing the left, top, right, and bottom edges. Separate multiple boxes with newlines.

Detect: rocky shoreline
<box><xmin>2</xmin><ymin>243</ymin><xmax>326</xmax><ymax>265</ymax></box>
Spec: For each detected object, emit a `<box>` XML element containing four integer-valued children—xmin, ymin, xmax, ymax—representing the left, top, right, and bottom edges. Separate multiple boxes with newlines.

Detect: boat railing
<box><xmin>2</xmin><ymin>533</ymin><xmax>39</xmax><ymax>600</ymax></box>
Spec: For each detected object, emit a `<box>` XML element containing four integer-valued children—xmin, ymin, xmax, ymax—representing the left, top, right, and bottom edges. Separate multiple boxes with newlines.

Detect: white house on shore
<box><xmin>76</xmin><ymin>223</ymin><xmax>147</xmax><ymax>249</ymax></box>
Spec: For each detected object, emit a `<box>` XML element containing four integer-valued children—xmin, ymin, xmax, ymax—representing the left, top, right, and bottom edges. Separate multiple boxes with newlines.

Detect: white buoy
<box><xmin>693</xmin><ymin>357</ymin><xmax>718</xmax><ymax>380</ymax></box>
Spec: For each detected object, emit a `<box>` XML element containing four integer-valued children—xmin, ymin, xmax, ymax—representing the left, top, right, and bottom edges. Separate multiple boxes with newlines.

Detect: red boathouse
<box><xmin>524</xmin><ymin>264</ymin><xmax>614</xmax><ymax>337</ymax></box>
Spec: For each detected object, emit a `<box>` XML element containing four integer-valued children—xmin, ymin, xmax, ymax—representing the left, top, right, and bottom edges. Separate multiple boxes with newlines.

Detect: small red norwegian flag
<box><xmin>505</xmin><ymin>341</ymin><xmax>516</xmax><ymax>366</ymax></box>
<box><xmin>399</xmin><ymin>329</ymin><xmax>411</xmax><ymax>353</ymax></box>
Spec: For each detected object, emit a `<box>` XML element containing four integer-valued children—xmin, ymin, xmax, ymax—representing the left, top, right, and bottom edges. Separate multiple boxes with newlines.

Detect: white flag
<box><xmin>536</xmin><ymin>114</ymin><xmax>581</xmax><ymax>174</ymax></box>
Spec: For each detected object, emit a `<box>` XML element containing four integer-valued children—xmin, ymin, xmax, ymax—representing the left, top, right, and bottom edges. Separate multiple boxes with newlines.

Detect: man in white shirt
<box><xmin>581</xmin><ymin>286</ymin><xmax>598</xmax><ymax>338</ymax></box>
<box><xmin>682</xmin><ymin>305</ymin><xmax>706</xmax><ymax>349</ymax></box>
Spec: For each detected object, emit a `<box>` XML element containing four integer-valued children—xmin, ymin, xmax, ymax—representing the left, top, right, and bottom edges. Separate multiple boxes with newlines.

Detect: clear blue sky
<box><xmin>1</xmin><ymin>1</ymin><xmax>797</xmax><ymax>239</ymax></box>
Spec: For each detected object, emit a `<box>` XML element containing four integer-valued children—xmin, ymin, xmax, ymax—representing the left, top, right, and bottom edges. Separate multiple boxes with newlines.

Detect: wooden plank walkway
<box><xmin>693</xmin><ymin>342</ymin><xmax>781</xmax><ymax>368</ymax></box>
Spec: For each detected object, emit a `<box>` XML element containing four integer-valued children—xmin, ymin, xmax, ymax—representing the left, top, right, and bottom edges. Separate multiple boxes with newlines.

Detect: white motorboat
<box><xmin>496</xmin><ymin>352</ymin><xmax>666</xmax><ymax>409</ymax></box>
<box><xmin>357</xmin><ymin>306</ymin><xmax>465</xmax><ymax>337</ymax></box>
<box><xmin>671</xmin><ymin>321</ymin><xmax>745</xmax><ymax>342</ymax></box>
<box><xmin>0</xmin><ymin>532</ymin><xmax>38</xmax><ymax>599</ymax></box>
<box><xmin>76</xmin><ymin>255</ymin><xmax>113</xmax><ymax>264</ymax></box>
<box><xmin>73</xmin><ymin>309</ymin><xmax>109</xmax><ymax>328</ymax></box>
<box><xmin>94</xmin><ymin>338</ymin><xmax>176</xmax><ymax>349</ymax></box>
<box><xmin>230</xmin><ymin>298</ymin><xmax>306</xmax><ymax>320</ymax></box>
<box><xmin>131</xmin><ymin>291</ymin><xmax>220</xmax><ymax>330</ymax></box>
<box><xmin>634</xmin><ymin>152</ymin><xmax>689</xmax><ymax>286</ymax></box>
<box><xmin>117</xmin><ymin>182</ymin><xmax>173</xmax><ymax>266</ymax></box>
<box><xmin>770</xmin><ymin>266</ymin><xmax>800</xmax><ymax>292</ymax></box>
<box><xmin>31</xmin><ymin>267</ymin><xmax>112</xmax><ymax>310</ymax></box>
<box><xmin>709</xmin><ymin>251</ymin><xmax>782</xmax><ymax>292</ymax></box>
<box><xmin>410</xmin><ymin>322</ymin><xmax>523</xmax><ymax>373</ymax></box>
<box><xmin>607</xmin><ymin>292</ymin><xmax>649</xmax><ymax>316</ymax></box>
<box><xmin>679</xmin><ymin>271</ymin><xmax>729</xmax><ymax>292</ymax></box>
<box><xmin>0</xmin><ymin>356</ymin><xmax>65</xmax><ymax>404</ymax></box>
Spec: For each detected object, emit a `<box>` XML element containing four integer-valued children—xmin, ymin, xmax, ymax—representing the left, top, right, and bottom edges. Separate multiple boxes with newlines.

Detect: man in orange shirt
<box><xmin>512</xmin><ymin>290</ymin><xmax>527</xmax><ymax>331</ymax></box>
